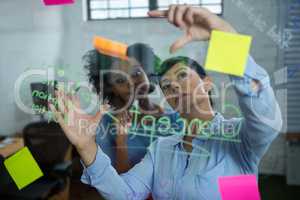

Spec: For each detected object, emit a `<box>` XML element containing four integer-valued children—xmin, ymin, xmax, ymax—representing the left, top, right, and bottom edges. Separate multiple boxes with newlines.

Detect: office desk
<box><xmin>0</xmin><ymin>137</ymin><xmax>24</xmax><ymax>157</ymax></box>
<box><xmin>286</xmin><ymin>133</ymin><xmax>300</xmax><ymax>141</ymax></box>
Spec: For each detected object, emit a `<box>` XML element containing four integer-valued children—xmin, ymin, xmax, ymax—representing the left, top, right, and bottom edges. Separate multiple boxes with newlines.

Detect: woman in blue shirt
<box><xmin>50</xmin><ymin>5</ymin><xmax>282</xmax><ymax>200</ymax></box>
<box><xmin>81</xmin><ymin>43</ymin><xmax>179</xmax><ymax>174</ymax></box>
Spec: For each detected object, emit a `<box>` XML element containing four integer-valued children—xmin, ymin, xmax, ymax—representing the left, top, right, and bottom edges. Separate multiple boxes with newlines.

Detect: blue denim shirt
<box><xmin>81</xmin><ymin>56</ymin><xmax>282</xmax><ymax>200</ymax></box>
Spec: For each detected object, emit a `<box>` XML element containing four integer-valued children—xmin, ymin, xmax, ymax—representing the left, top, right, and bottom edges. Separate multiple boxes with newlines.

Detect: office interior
<box><xmin>0</xmin><ymin>0</ymin><xmax>299</xmax><ymax>199</ymax></box>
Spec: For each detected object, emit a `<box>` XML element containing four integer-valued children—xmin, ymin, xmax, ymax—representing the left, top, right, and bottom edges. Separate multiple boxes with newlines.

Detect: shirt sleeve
<box><xmin>80</xmin><ymin>144</ymin><xmax>154</xmax><ymax>200</ymax></box>
<box><xmin>230</xmin><ymin>56</ymin><xmax>283</xmax><ymax>164</ymax></box>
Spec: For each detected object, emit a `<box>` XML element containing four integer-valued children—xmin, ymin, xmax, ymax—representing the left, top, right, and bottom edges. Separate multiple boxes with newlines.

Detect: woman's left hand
<box><xmin>148</xmin><ymin>5</ymin><xmax>236</xmax><ymax>53</ymax></box>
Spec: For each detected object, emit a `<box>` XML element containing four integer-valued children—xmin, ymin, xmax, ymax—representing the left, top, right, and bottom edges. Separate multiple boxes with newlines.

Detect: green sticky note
<box><xmin>205</xmin><ymin>30</ymin><xmax>252</xmax><ymax>77</ymax></box>
<box><xmin>4</xmin><ymin>147</ymin><xmax>43</xmax><ymax>190</ymax></box>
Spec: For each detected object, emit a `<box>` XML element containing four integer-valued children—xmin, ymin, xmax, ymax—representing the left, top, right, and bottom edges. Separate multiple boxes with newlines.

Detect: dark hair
<box><xmin>127</xmin><ymin>43</ymin><xmax>161</xmax><ymax>76</ymax></box>
<box><xmin>83</xmin><ymin>50</ymin><xmax>117</xmax><ymax>104</ymax></box>
<box><xmin>83</xmin><ymin>43</ymin><xmax>160</xmax><ymax>107</ymax></box>
<box><xmin>157</xmin><ymin>56</ymin><xmax>207</xmax><ymax>78</ymax></box>
<box><xmin>157</xmin><ymin>56</ymin><xmax>213</xmax><ymax>107</ymax></box>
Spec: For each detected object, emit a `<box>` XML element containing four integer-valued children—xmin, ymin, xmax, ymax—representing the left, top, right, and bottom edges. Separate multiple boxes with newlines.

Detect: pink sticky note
<box><xmin>43</xmin><ymin>0</ymin><xmax>74</xmax><ymax>6</ymax></box>
<box><xmin>218</xmin><ymin>175</ymin><xmax>261</xmax><ymax>200</ymax></box>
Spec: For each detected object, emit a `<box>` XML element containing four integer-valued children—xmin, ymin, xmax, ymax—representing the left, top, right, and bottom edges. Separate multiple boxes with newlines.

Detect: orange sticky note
<box><xmin>93</xmin><ymin>36</ymin><xmax>128</xmax><ymax>60</ymax></box>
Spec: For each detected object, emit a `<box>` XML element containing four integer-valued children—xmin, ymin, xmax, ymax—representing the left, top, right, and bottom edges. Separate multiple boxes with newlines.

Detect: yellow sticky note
<box><xmin>205</xmin><ymin>30</ymin><xmax>252</xmax><ymax>77</ymax></box>
<box><xmin>4</xmin><ymin>147</ymin><xmax>43</xmax><ymax>190</ymax></box>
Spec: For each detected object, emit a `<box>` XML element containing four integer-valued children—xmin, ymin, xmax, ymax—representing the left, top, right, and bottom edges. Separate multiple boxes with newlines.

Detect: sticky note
<box><xmin>93</xmin><ymin>36</ymin><xmax>128</xmax><ymax>60</ymax></box>
<box><xmin>4</xmin><ymin>147</ymin><xmax>43</xmax><ymax>190</ymax></box>
<box><xmin>218</xmin><ymin>175</ymin><xmax>261</xmax><ymax>200</ymax></box>
<box><xmin>43</xmin><ymin>0</ymin><xmax>74</xmax><ymax>6</ymax></box>
<box><xmin>205</xmin><ymin>30</ymin><xmax>252</xmax><ymax>77</ymax></box>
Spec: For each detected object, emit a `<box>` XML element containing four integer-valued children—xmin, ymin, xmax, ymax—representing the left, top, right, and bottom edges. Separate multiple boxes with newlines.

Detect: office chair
<box><xmin>23</xmin><ymin>121</ymin><xmax>71</xmax><ymax>171</ymax></box>
<box><xmin>0</xmin><ymin>155</ymin><xmax>13</xmax><ymax>186</ymax></box>
<box><xmin>0</xmin><ymin>153</ymin><xmax>61</xmax><ymax>199</ymax></box>
<box><xmin>0</xmin><ymin>122</ymin><xmax>72</xmax><ymax>200</ymax></box>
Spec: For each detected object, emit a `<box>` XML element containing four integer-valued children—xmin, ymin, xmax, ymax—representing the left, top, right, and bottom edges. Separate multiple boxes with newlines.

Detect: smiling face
<box><xmin>160</xmin><ymin>62</ymin><xmax>213</xmax><ymax>120</ymax></box>
<box><xmin>108</xmin><ymin>57</ymin><xmax>150</xmax><ymax>107</ymax></box>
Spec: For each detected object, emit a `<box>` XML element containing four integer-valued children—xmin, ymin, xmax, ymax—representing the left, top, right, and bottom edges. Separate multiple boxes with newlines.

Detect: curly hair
<box><xmin>83</xmin><ymin>43</ymin><xmax>160</xmax><ymax>108</ymax></box>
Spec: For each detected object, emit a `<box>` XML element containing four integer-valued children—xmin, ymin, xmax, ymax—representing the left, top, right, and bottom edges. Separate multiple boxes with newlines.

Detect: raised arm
<box><xmin>230</xmin><ymin>57</ymin><xmax>282</xmax><ymax>163</ymax></box>
<box><xmin>49</xmin><ymin>89</ymin><xmax>107</xmax><ymax>167</ymax></box>
<box><xmin>148</xmin><ymin>4</ymin><xmax>282</xmax><ymax>162</ymax></box>
<box><xmin>148</xmin><ymin>5</ymin><xmax>236</xmax><ymax>53</ymax></box>
<box><xmin>50</xmin><ymin>89</ymin><xmax>153</xmax><ymax>199</ymax></box>
<box><xmin>114</xmin><ymin>111</ymin><xmax>132</xmax><ymax>173</ymax></box>
<box><xmin>93</xmin><ymin>110</ymin><xmax>134</xmax><ymax>173</ymax></box>
<box><xmin>81</xmin><ymin>144</ymin><xmax>154</xmax><ymax>200</ymax></box>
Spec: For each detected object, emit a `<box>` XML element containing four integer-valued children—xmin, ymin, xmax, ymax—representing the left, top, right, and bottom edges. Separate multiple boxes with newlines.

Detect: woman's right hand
<box><xmin>49</xmin><ymin>89</ymin><xmax>110</xmax><ymax>166</ymax></box>
<box><xmin>148</xmin><ymin>5</ymin><xmax>236</xmax><ymax>53</ymax></box>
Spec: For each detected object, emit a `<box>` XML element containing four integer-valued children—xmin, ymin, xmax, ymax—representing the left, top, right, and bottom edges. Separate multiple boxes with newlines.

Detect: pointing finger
<box><xmin>170</xmin><ymin>35</ymin><xmax>193</xmax><ymax>53</ymax></box>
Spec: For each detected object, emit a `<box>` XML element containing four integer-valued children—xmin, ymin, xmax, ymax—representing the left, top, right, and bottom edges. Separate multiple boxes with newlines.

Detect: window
<box><xmin>284</xmin><ymin>0</ymin><xmax>300</xmax><ymax>133</ymax></box>
<box><xmin>88</xmin><ymin>0</ymin><xmax>223</xmax><ymax>20</ymax></box>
